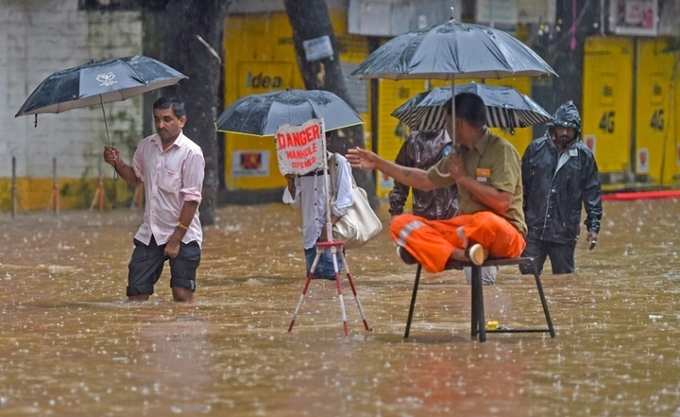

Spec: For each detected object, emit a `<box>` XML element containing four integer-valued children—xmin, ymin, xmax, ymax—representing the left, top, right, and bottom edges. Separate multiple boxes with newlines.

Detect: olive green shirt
<box><xmin>427</xmin><ymin>131</ymin><xmax>527</xmax><ymax>235</ymax></box>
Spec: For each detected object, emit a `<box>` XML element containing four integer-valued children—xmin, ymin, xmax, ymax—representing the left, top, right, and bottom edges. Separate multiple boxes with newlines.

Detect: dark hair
<box><xmin>445</xmin><ymin>93</ymin><xmax>486</xmax><ymax>128</ymax></box>
<box><xmin>153</xmin><ymin>96</ymin><xmax>186</xmax><ymax>118</ymax></box>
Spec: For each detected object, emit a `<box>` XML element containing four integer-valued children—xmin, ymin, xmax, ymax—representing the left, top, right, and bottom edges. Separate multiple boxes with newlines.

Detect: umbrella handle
<box><xmin>99</xmin><ymin>96</ymin><xmax>117</xmax><ymax>180</ymax></box>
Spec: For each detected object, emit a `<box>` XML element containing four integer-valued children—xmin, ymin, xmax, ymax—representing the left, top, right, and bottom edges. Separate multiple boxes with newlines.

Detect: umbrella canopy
<box><xmin>351</xmin><ymin>20</ymin><xmax>557</xmax><ymax>80</ymax></box>
<box><xmin>392</xmin><ymin>84</ymin><xmax>552</xmax><ymax>132</ymax></box>
<box><xmin>216</xmin><ymin>89</ymin><xmax>362</xmax><ymax>136</ymax></box>
<box><xmin>15</xmin><ymin>55</ymin><xmax>187</xmax><ymax>116</ymax></box>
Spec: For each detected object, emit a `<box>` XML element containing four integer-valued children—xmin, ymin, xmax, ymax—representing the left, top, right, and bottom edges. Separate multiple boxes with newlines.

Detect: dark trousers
<box><xmin>519</xmin><ymin>237</ymin><xmax>575</xmax><ymax>275</ymax></box>
<box><xmin>304</xmin><ymin>246</ymin><xmax>343</xmax><ymax>279</ymax></box>
<box><xmin>127</xmin><ymin>236</ymin><xmax>201</xmax><ymax>296</ymax></box>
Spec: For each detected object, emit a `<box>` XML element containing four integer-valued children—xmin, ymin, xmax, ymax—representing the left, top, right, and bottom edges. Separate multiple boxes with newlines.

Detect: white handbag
<box><xmin>329</xmin><ymin>154</ymin><xmax>383</xmax><ymax>248</ymax></box>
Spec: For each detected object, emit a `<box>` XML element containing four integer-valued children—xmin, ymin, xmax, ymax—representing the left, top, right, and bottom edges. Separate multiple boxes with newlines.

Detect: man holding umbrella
<box><xmin>519</xmin><ymin>101</ymin><xmax>602</xmax><ymax>275</ymax></box>
<box><xmin>103</xmin><ymin>97</ymin><xmax>205</xmax><ymax>302</ymax></box>
<box><xmin>389</xmin><ymin>128</ymin><xmax>500</xmax><ymax>284</ymax></box>
<box><xmin>349</xmin><ymin>93</ymin><xmax>526</xmax><ymax>272</ymax></box>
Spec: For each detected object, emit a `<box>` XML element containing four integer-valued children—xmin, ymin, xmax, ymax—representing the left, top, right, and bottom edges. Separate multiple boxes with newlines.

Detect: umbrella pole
<box><xmin>99</xmin><ymin>95</ymin><xmax>117</xmax><ymax>180</ymax></box>
<box><xmin>99</xmin><ymin>95</ymin><xmax>112</xmax><ymax>147</ymax></box>
<box><xmin>321</xmin><ymin>124</ymin><xmax>333</xmax><ymax>243</ymax></box>
<box><xmin>450</xmin><ymin>78</ymin><xmax>456</xmax><ymax>145</ymax></box>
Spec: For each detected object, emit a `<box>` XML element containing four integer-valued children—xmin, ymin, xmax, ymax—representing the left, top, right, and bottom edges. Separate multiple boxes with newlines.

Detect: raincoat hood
<box><xmin>548</xmin><ymin>101</ymin><xmax>581</xmax><ymax>132</ymax></box>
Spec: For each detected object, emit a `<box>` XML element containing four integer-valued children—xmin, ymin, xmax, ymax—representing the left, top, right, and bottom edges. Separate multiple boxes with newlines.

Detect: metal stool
<box><xmin>404</xmin><ymin>256</ymin><xmax>556</xmax><ymax>342</ymax></box>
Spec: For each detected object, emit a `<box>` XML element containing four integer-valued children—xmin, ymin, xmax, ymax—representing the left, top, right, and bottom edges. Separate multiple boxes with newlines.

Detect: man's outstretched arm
<box><xmin>347</xmin><ymin>147</ymin><xmax>435</xmax><ymax>191</ymax></box>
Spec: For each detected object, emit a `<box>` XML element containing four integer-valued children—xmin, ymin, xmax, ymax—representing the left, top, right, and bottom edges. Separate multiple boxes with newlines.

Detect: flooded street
<box><xmin>1</xmin><ymin>200</ymin><xmax>679</xmax><ymax>417</ymax></box>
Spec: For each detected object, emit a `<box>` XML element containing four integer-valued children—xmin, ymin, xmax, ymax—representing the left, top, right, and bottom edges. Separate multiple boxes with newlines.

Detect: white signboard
<box><xmin>610</xmin><ymin>0</ymin><xmax>658</xmax><ymax>36</ymax></box>
<box><xmin>584</xmin><ymin>134</ymin><xmax>597</xmax><ymax>155</ymax></box>
<box><xmin>476</xmin><ymin>0</ymin><xmax>519</xmax><ymax>25</ymax></box>
<box><xmin>276</xmin><ymin>119</ymin><xmax>325</xmax><ymax>176</ymax></box>
<box><xmin>302</xmin><ymin>36</ymin><xmax>334</xmax><ymax>62</ymax></box>
<box><xmin>232</xmin><ymin>150</ymin><xmax>270</xmax><ymax>177</ymax></box>
<box><xmin>637</xmin><ymin>148</ymin><xmax>650</xmax><ymax>174</ymax></box>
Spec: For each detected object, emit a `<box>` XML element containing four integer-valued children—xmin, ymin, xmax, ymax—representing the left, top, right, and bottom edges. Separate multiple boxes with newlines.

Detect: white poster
<box><xmin>476</xmin><ymin>0</ymin><xmax>519</xmax><ymax>25</ymax></box>
<box><xmin>610</xmin><ymin>0</ymin><xmax>658</xmax><ymax>36</ymax></box>
<box><xmin>275</xmin><ymin>119</ymin><xmax>325</xmax><ymax>176</ymax></box>
<box><xmin>232</xmin><ymin>151</ymin><xmax>270</xmax><ymax>177</ymax></box>
<box><xmin>584</xmin><ymin>134</ymin><xmax>596</xmax><ymax>155</ymax></box>
<box><xmin>637</xmin><ymin>148</ymin><xmax>650</xmax><ymax>174</ymax></box>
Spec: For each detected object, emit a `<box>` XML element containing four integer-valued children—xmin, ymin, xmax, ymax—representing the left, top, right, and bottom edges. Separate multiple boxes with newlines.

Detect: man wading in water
<box><xmin>103</xmin><ymin>97</ymin><xmax>205</xmax><ymax>302</ymax></box>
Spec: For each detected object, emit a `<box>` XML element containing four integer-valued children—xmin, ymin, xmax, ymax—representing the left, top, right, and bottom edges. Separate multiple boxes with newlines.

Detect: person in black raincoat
<box><xmin>519</xmin><ymin>101</ymin><xmax>602</xmax><ymax>275</ymax></box>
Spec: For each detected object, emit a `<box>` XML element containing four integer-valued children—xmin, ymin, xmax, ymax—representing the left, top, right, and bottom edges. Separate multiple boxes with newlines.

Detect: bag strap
<box><xmin>329</xmin><ymin>153</ymin><xmax>359</xmax><ymax>197</ymax></box>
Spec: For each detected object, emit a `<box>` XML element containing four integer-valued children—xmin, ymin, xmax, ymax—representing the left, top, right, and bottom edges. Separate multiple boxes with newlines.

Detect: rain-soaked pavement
<box><xmin>1</xmin><ymin>200</ymin><xmax>679</xmax><ymax>417</ymax></box>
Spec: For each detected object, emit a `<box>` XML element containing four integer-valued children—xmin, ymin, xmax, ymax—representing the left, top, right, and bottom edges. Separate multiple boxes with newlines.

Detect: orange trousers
<box><xmin>390</xmin><ymin>211</ymin><xmax>526</xmax><ymax>273</ymax></box>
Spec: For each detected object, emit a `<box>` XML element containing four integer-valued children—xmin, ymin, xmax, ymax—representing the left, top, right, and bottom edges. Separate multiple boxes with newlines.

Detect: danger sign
<box><xmin>276</xmin><ymin>119</ymin><xmax>325</xmax><ymax>176</ymax></box>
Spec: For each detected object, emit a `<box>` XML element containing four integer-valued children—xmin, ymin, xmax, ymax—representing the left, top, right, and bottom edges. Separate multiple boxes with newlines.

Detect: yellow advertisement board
<box><xmin>635</xmin><ymin>39</ymin><xmax>678</xmax><ymax>185</ymax></box>
<box><xmin>636</xmin><ymin>39</ymin><xmax>670</xmax><ymax>181</ymax></box>
<box><xmin>375</xmin><ymin>79</ymin><xmax>430</xmax><ymax>197</ymax></box>
<box><xmin>582</xmin><ymin>37</ymin><xmax>634</xmax><ymax>175</ymax></box>
<box><xmin>675</xmin><ymin>59</ymin><xmax>680</xmax><ymax>182</ymax></box>
<box><xmin>223</xmin><ymin>11</ymin><xmax>370</xmax><ymax>191</ymax></box>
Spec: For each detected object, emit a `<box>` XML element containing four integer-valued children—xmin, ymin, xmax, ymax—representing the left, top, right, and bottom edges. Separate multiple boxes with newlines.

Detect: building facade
<box><xmin>2</xmin><ymin>0</ymin><xmax>680</xmax><ymax>212</ymax></box>
<box><xmin>0</xmin><ymin>0</ymin><xmax>142</xmax><ymax>211</ymax></box>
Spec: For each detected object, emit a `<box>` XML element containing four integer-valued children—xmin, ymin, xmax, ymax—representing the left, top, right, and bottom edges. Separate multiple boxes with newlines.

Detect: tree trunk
<box><xmin>284</xmin><ymin>0</ymin><xmax>378</xmax><ymax>207</ymax></box>
<box><xmin>534</xmin><ymin>0</ymin><xmax>601</xmax><ymax>111</ymax></box>
<box><xmin>141</xmin><ymin>0</ymin><xmax>231</xmax><ymax>226</ymax></box>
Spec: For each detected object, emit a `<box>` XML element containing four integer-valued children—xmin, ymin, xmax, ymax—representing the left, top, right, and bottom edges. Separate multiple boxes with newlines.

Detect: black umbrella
<box><xmin>16</xmin><ymin>55</ymin><xmax>187</xmax><ymax>145</ymax></box>
<box><xmin>351</xmin><ymin>19</ymin><xmax>556</xmax><ymax>144</ymax></box>
<box><xmin>351</xmin><ymin>20</ymin><xmax>557</xmax><ymax>80</ymax></box>
<box><xmin>392</xmin><ymin>84</ymin><xmax>552</xmax><ymax>132</ymax></box>
<box><xmin>216</xmin><ymin>89</ymin><xmax>362</xmax><ymax>136</ymax></box>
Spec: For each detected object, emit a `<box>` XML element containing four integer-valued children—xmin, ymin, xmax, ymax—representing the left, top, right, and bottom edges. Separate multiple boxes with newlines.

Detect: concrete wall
<box><xmin>0</xmin><ymin>0</ymin><xmax>142</xmax><ymax>210</ymax></box>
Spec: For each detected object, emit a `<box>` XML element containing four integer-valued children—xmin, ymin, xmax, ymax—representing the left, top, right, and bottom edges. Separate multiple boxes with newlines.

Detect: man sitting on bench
<box><xmin>347</xmin><ymin>93</ymin><xmax>527</xmax><ymax>273</ymax></box>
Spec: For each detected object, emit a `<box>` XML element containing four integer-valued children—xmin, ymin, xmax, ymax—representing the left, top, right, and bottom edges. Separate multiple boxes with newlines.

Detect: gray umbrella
<box><xmin>392</xmin><ymin>84</ymin><xmax>553</xmax><ymax>132</ymax></box>
<box><xmin>16</xmin><ymin>56</ymin><xmax>186</xmax><ymax>115</ymax></box>
<box><xmin>15</xmin><ymin>55</ymin><xmax>187</xmax><ymax>145</ymax></box>
<box><xmin>216</xmin><ymin>89</ymin><xmax>362</xmax><ymax>136</ymax></box>
<box><xmin>351</xmin><ymin>20</ymin><xmax>557</xmax><ymax>80</ymax></box>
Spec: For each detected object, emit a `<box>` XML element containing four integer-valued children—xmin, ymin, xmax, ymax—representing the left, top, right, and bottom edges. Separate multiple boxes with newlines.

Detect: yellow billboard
<box><xmin>582</xmin><ymin>37</ymin><xmax>634</xmax><ymax>176</ymax></box>
<box><xmin>375</xmin><ymin>79</ymin><xmax>430</xmax><ymax>197</ymax></box>
<box><xmin>635</xmin><ymin>38</ymin><xmax>679</xmax><ymax>185</ymax></box>
<box><xmin>223</xmin><ymin>11</ymin><xmax>370</xmax><ymax>191</ymax></box>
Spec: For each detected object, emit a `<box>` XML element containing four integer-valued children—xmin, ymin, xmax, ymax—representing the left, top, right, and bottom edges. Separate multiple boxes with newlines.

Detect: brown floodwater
<box><xmin>0</xmin><ymin>200</ymin><xmax>679</xmax><ymax>417</ymax></box>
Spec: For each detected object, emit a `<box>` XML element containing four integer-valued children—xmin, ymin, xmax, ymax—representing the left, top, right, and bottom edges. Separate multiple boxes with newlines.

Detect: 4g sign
<box><xmin>599</xmin><ymin>111</ymin><xmax>615</xmax><ymax>133</ymax></box>
<box><xmin>599</xmin><ymin>109</ymin><xmax>665</xmax><ymax>133</ymax></box>
<box><xmin>650</xmin><ymin>108</ymin><xmax>664</xmax><ymax>131</ymax></box>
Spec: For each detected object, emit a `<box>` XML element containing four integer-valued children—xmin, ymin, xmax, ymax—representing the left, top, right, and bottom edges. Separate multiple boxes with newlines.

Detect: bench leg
<box><xmin>534</xmin><ymin>271</ymin><xmax>556</xmax><ymax>337</ymax></box>
<box><xmin>470</xmin><ymin>266</ymin><xmax>478</xmax><ymax>338</ymax></box>
<box><xmin>404</xmin><ymin>264</ymin><xmax>422</xmax><ymax>339</ymax></box>
<box><xmin>470</xmin><ymin>265</ymin><xmax>486</xmax><ymax>341</ymax></box>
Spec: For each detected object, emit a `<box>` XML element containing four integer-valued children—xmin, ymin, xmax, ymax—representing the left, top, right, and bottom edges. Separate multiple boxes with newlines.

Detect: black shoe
<box><xmin>396</xmin><ymin>246</ymin><xmax>417</xmax><ymax>264</ymax></box>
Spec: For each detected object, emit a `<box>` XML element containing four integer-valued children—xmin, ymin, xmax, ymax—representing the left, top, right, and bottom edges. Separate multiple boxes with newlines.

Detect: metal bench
<box><xmin>403</xmin><ymin>256</ymin><xmax>556</xmax><ymax>342</ymax></box>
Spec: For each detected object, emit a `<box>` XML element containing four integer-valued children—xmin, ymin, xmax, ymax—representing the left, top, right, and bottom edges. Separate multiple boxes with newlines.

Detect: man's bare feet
<box><xmin>456</xmin><ymin>227</ymin><xmax>468</xmax><ymax>249</ymax></box>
